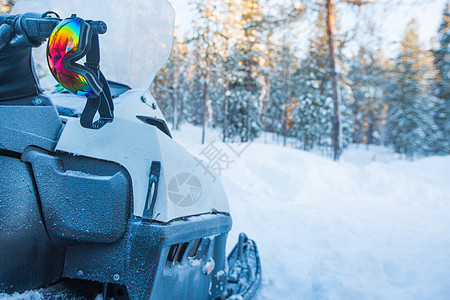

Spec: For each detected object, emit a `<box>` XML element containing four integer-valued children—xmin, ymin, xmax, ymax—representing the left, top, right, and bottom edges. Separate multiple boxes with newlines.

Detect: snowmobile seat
<box><xmin>0</xmin><ymin>94</ymin><xmax>63</xmax><ymax>154</ymax></box>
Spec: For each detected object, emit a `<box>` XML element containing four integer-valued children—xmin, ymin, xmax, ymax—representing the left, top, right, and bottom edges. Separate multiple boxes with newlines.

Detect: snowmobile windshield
<box><xmin>11</xmin><ymin>0</ymin><xmax>175</xmax><ymax>91</ymax></box>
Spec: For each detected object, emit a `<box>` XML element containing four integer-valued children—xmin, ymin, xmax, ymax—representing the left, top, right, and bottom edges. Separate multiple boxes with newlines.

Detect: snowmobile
<box><xmin>0</xmin><ymin>0</ymin><xmax>261</xmax><ymax>299</ymax></box>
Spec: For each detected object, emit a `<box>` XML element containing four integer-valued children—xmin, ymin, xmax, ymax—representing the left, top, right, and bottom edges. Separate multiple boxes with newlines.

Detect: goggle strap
<box><xmin>79</xmin><ymin>28</ymin><xmax>114</xmax><ymax>130</ymax></box>
<box><xmin>97</xmin><ymin>71</ymin><xmax>114</xmax><ymax>119</ymax></box>
<box><xmin>80</xmin><ymin>93</ymin><xmax>100</xmax><ymax>129</ymax></box>
<box><xmin>80</xmin><ymin>71</ymin><xmax>113</xmax><ymax>130</ymax></box>
<box><xmin>85</xmin><ymin>33</ymin><xmax>100</xmax><ymax>72</ymax></box>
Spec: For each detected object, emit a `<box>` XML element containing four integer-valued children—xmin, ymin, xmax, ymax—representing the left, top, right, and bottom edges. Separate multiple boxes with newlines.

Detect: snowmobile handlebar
<box><xmin>88</xmin><ymin>20</ymin><xmax>107</xmax><ymax>35</ymax></box>
<box><xmin>0</xmin><ymin>13</ymin><xmax>107</xmax><ymax>50</ymax></box>
<box><xmin>0</xmin><ymin>13</ymin><xmax>61</xmax><ymax>49</ymax></box>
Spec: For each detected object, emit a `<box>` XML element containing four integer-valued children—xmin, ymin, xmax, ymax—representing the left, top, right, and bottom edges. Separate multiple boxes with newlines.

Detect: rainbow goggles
<box><xmin>47</xmin><ymin>14</ymin><xmax>113</xmax><ymax>129</ymax></box>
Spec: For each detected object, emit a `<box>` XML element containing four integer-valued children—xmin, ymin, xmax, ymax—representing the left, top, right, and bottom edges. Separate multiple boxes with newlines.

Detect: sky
<box><xmin>170</xmin><ymin>0</ymin><xmax>448</xmax><ymax>54</ymax></box>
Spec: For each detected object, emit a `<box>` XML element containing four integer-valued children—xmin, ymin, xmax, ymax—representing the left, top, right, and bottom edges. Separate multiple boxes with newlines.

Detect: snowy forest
<box><xmin>151</xmin><ymin>0</ymin><xmax>449</xmax><ymax>160</ymax></box>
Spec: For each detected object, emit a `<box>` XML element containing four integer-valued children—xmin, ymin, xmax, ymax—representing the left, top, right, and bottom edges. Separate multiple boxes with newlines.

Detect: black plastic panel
<box><xmin>62</xmin><ymin>214</ymin><xmax>232</xmax><ymax>300</ymax></box>
<box><xmin>136</xmin><ymin>115</ymin><xmax>172</xmax><ymax>138</ymax></box>
<box><xmin>22</xmin><ymin>147</ymin><xmax>132</xmax><ymax>247</ymax></box>
<box><xmin>0</xmin><ymin>155</ymin><xmax>65</xmax><ymax>293</ymax></box>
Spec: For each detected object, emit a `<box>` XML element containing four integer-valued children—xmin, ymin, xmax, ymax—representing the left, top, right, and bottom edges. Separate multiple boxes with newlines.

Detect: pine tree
<box><xmin>224</xmin><ymin>0</ymin><xmax>265</xmax><ymax>142</ymax></box>
<box><xmin>432</xmin><ymin>4</ymin><xmax>450</xmax><ymax>154</ymax></box>
<box><xmin>386</xmin><ymin>19</ymin><xmax>437</xmax><ymax>157</ymax></box>
<box><xmin>152</xmin><ymin>32</ymin><xmax>189</xmax><ymax>130</ymax></box>
<box><xmin>434</xmin><ymin>3</ymin><xmax>450</xmax><ymax>101</ymax></box>
<box><xmin>348</xmin><ymin>40</ymin><xmax>389</xmax><ymax>146</ymax></box>
<box><xmin>292</xmin><ymin>11</ymin><xmax>353</xmax><ymax>153</ymax></box>
<box><xmin>293</xmin><ymin>12</ymin><xmax>333</xmax><ymax>151</ymax></box>
<box><xmin>186</xmin><ymin>0</ymin><xmax>222</xmax><ymax>143</ymax></box>
<box><xmin>209</xmin><ymin>0</ymin><xmax>243</xmax><ymax>142</ymax></box>
<box><xmin>263</xmin><ymin>39</ymin><xmax>299</xmax><ymax>146</ymax></box>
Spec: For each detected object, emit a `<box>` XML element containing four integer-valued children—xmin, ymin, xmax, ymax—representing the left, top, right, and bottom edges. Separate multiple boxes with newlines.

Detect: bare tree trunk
<box><xmin>283</xmin><ymin>105</ymin><xmax>288</xmax><ymax>147</ymax></box>
<box><xmin>202</xmin><ymin>80</ymin><xmax>207</xmax><ymax>145</ymax></box>
<box><xmin>283</xmin><ymin>55</ymin><xmax>290</xmax><ymax>148</ymax></box>
<box><xmin>171</xmin><ymin>70</ymin><xmax>177</xmax><ymax>131</ymax></box>
<box><xmin>303</xmin><ymin>132</ymin><xmax>307</xmax><ymax>151</ymax></box>
<box><xmin>326</xmin><ymin>0</ymin><xmax>341</xmax><ymax>161</ymax></box>
<box><xmin>245</xmin><ymin>59</ymin><xmax>252</xmax><ymax>143</ymax></box>
<box><xmin>223</xmin><ymin>92</ymin><xmax>228</xmax><ymax>142</ymax></box>
<box><xmin>201</xmin><ymin>37</ymin><xmax>210</xmax><ymax>145</ymax></box>
<box><xmin>176</xmin><ymin>92</ymin><xmax>186</xmax><ymax>130</ymax></box>
<box><xmin>172</xmin><ymin>91</ymin><xmax>178</xmax><ymax>131</ymax></box>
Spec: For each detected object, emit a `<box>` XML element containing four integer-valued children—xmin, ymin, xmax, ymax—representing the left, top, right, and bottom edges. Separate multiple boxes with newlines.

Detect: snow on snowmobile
<box><xmin>0</xmin><ymin>0</ymin><xmax>261</xmax><ymax>299</ymax></box>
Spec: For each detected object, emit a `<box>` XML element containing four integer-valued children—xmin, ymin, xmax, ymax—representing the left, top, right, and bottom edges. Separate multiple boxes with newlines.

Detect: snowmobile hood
<box><xmin>56</xmin><ymin>114</ymin><xmax>231</xmax><ymax>222</ymax></box>
<box><xmin>12</xmin><ymin>0</ymin><xmax>174</xmax><ymax>91</ymax></box>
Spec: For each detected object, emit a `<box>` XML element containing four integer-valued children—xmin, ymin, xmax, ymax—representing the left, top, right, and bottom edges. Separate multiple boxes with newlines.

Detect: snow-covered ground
<box><xmin>2</xmin><ymin>124</ymin><xmax>449</xmax><ymax>300</ymax></box>
<box><xmin>173</xmin><ymin>124</ymin><xmax>450</xmax><ymax>300</ymax></box>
